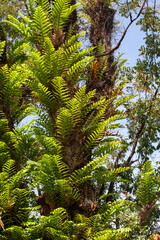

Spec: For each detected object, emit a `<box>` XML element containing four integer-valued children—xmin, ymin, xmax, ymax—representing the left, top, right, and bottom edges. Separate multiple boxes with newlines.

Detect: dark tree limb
<box><xmin>96</xmin><ymin>0</ymin><xmax>147</xmax><ymax>58</ymax></box>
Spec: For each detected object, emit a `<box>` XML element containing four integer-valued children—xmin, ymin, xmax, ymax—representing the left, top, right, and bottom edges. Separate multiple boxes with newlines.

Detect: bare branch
<box><xmin>95</xmin><ymin>0</ymin><xmax>146</xmax><ymax>58</ymax></box>
<box><xmin>126</xmin><ymin>86</ymin><xmax>159</xmax><ymax>163</ymax></box>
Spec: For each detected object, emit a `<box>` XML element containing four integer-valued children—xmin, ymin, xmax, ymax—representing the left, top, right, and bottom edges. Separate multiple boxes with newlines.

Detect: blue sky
<box><xmin>118</xmin><ymin>18</ymin><xmax>145</xmax><ymax>66</ymax></box>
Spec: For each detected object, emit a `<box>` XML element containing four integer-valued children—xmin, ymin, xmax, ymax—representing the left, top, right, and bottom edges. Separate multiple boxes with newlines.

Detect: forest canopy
<box><xmin>0</xmin><ymin>0</ymin><xmax>160</xmax><ymax>239</ymax></box>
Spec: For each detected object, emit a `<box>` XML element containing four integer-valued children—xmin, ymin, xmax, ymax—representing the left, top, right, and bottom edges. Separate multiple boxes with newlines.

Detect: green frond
<box><xmin>0</xmin><ymin>161</ymin><xmax>30</xmax><ymax>221</ymax></box>
<box><xmin>54</xmin><ymin>179</ymin><xmax>80</xmax><ymax>204</ymax></box>
<box><xmin>38</xmin><ymin>135</ymin><xmax>60</xmax><ymax>155</ymax></box>
<box><xmin>19</xmin><ymin>12</ymin><xmax>32</xmax><ymax>26</ymax></box>
<box><xmin>0</xmin><ymin>64</ymin><xmax>22</xmax><ymax>118</ymax></box>
<box><xmin>56</xmin><ymin>107</ymin><xmax>73</xmax><ymax>140</ymax></box>
<box><xmin>0</xmin><ymin>235</ymin><xmax>7</xmax><ymax>239</ymax></box>
<box><xmin>28</xmin><ymin>0</ymin><xmax>36</xmax><ymax>15</ymax></box>
<box><xmin>13</xmin><ymin>128</ymin><xmax>39</xmax><ymax>163</ymax></box>
<box><xmin>32</xmin><ymin>6</ymin><xmax>52</xmax><ymax>44</ymax></box>
<box><xmin>93</xmin><ymin>139</ymin><xmax>121</xmax><ymax>158</ymax></box>
<box><xmin>82</xmin><ymin>100</ymin><xmax>106</xmax><ymax>131</ymax></box>
<box><xmin>97</xmin><ymin>41</ymin><xmax>106</xmax><ymax>56</ymax></box>
<box><xmin>90</xmin><ymin>214</ymin><xmax>101</xmax><ymax>233</ymax></box>
<box><xmin>33</xmin><ymin>154</ymin><xmax>82</xmax><ymax>205</ymax></box>
<box><xmin>2</xmin><ymin>159</ymin><xmax>16</xmax><ymax>177</ymax></box>
<box><xmin>52</xmin><ymin>77</ymin><xmax>70</xmax><ymax>105</ymax></box>
<box><xmin>4</xmin><ymin>226</ymin><xmax>24</xmax><ymax>240</ymax></box>
<box><xmin>94</xmin><ymin>227</ymin><xmax>131</xmax><ymax>240</ymax></box>
<box><xmin>62</xmin><ymin>42</ymin><xmax>83</xmax><ymax>72</ymax></box>
<box><xmin>31</xmin><ymin>81</ymin><xmax>55</xmax><ymax>110</ymax></box>
<box><xmin>45</xmin><ymin>227</ymin><xmax>69</xmax><ymax>239</ymax></box>
<box><xmin>84</xmin><ymin>121</ymin><xmax>107</xmax><ymax>149</ymax></box>
<box><xmin>39</xmin><ymin>154</ymin><xmax>69</xmax><ymax>180</ymax></box>
<box><xmin>101</xmin><ymin>200</ymin><xmax>127</xmax><ymax>224</ymax></box>
<box><xmin>69</xmin><ymin>154</ymin><xmax>108</xmax><ymax>187</ymax></box>
<box><xmin>0</xmin><ymin>41</ymin><xmax>6</xmax><ymax>56</ymax></box>
<box><xmin>0</xmin><ymin>118</ymin><xmax>9</xmax><ymax>134</ymax></box>
<box><xmin>74</xmin><ymin>84</ymin><xmax>86</xmax><ymax>100</ymax></box>
<box><xmin>36</xmin><ymin>0</ymin><xmax>52</xmax><ymax>17</ymax></box>
<box><xmin>137</xmin><ymin>160</ymin><xmax>158</xmax><ymax>206</ymax></box>
<box><xmin>26</xmin><ymin>208</ymin><xmax>69</xmax><ymax>239</ymax></box>
<box><xmin>66</xmin><ymin>56</ymin><xmax>94</xmax><ymax>84</ymax></box>
<box><xmin>5</xmin><ymin>15</ymin><xmax>32</xmax><ymax>40</ymax></box>
<box><xmin>63</xmin><ymin>44</ymin><xmax>94</xmax><ymax>75</ymax></box>
<box><xmin>104</xmin><ymin>167</ymin><xmax>131</xmax><ymax>182</ymax></box>
<box><xmin>82</xmin><ymin>97</ymin><xmax>106</xmax><ymax>121</ymax></box>
<box><xmin>66</xmin><ymin>98</ymin><xmax>81</xmax><ymax>126</ymax></box>
<box><xmin>31</xmin><ymin>108</ymin><xmax>54</xmax><ymax>135</ymax></box>
<box><xmin>8</xmin><ymin>165</ymin><xmax>30</xmax><ymax>190</ymax></box>
<box><xmin>114</xmin><ymin>95</ymin><xmax>134</xmax><ymax>109</ymax></box>
<box><xmin>74</xmin><ymin>213</ymin><xmax>90</xmax><ymax>225</ymax></box>
<box><xmin>52</xmin><ymin>0</ymin><xmax>80</xmax><ymax>31</ymax></box>
<box><xmin>77</xmin><ymin>0</ymin><xmax>92</xmax><ymax>24</ymax></box>
<box><xmin>111</xmin><ymin>54</ymin><xmax>128</xmax><ymax>81</ymax></box>
<box><xmin>41</xmin><ymin>37</ymin><xmax>56</xmax><ymax>78</ymax></box>
<box><xmin>50</xmin><ymin>207</ymin><xmax>68</xmax><ymax>222</ymax></box>
<box><xmin>22</xmin><ymin>46</ymin><xmax>52</xmax><ymax>86</ymax></box>
<box><xmin>62</xmin><ymin>31</ymin><xmax>86</xmax><ymax>49</ymax></box>
<box><xmin>0</xmin><ymin>141</ymin><xmax>10</xmax><ymax>167</ymax></box>
<box><xmin>66</xmin><ymin>86</ymin><xmax>93</xmax><ymax>126</ymax></box>
<box><xmin>74</xmin><ymin>87</ymin><xmax>96</xmax><ymax>109</ymax></box>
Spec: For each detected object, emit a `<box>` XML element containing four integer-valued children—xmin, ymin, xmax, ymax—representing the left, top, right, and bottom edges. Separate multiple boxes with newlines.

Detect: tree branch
<box><xmin>106</xmin><ymin>87</ymin><xmax>159</xmax><ymax>201</ymax></box>
<box><xmin>126</xmin><ymin>86</ymin><xmax>159</xmax><ymax>163</ymax></box>
<box><xmin>95</xmin><ymin>0</ymin><xmax>146</xmax><ymax>58</ymax></box>
<box><xmin>115</xmin><ymin>86</ymin><xmax>159</xmax><ymax>166</ymax></box>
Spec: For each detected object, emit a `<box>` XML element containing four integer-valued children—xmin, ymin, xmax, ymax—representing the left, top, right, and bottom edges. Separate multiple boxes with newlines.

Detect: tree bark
<box><xmin>84</xmin><ymin>0</ymin><xmax>116</xmax><ymax>100</ymax></box>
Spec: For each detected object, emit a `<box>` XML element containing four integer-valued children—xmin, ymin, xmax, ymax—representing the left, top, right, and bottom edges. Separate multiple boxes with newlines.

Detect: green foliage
<box><xmin>5</xmin><ymin>0</ymin><xmax>80</xmax><ymax>48</ymax></box>
<box><xmin>0</xmin><ymin>159</ymin><xmax>30</xmax><ymax>228</ymax></box>
<box><xmin>1</xmin><ymin>0</ymin><xmax>160</xmax><ymax>239</ymax></box>
<box><xmin>51</xmin><ymin>0</ymin><xmax>80</xmax><ymax>31</ymax></box>
<box><xmin>137</xmin><ymin>160</ymin><xmax>158</xmax><ymax>206</ymax></box>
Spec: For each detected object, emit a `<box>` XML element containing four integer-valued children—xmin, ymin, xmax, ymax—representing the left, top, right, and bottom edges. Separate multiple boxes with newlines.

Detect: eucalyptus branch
<box><xmin>95</xmin><ymin>0</ymin><xmax>146</xmax><ymax>58</ymax></box>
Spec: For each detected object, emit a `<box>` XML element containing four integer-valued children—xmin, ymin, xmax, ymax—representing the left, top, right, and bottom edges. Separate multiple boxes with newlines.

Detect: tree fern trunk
<box><xmin>85</xmin><ymin>0</ymin><xmax>116</xmax><ymax>99</ymax></box>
